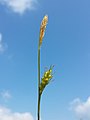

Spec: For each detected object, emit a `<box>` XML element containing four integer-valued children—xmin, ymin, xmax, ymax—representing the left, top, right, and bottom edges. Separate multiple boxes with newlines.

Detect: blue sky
<box><xmin>0</xmin><ymin>0</ymin><xmax>90</xmax><ymax>120</ymax></box>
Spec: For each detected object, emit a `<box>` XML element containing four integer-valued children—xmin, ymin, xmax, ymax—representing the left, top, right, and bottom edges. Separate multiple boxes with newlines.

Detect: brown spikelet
<box><xmin>39</xmin><ymin>15</ymin><xmax>48</xmax><ymax>46</ymax></box>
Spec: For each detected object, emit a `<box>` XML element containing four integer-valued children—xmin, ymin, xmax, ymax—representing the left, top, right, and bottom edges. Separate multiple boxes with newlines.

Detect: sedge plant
<box><xmin>37</xmin><ymin>15</ymin><xmax>54</xmax><ymax>120</ymax></box>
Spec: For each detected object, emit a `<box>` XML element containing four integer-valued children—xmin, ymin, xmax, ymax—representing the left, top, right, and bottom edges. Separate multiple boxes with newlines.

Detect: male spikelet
<box><xmin>40</xmin><ymin>66</ymin><xmax>54</xmax><ymax>95</ymax></box>
<box><xmin>39</xmin><ymin>15</ymin><xmax>48</xmax><ymax>46</ymax></box>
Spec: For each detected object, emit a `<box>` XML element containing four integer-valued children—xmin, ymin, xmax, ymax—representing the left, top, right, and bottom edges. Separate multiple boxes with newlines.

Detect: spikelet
<box><xmin>40</xmin><ymin>65</ymin><xmax>54</xmax><ymax>95</ymax></box>
<box><xmin>39</xmin><ymin>15</ymin><xmax>48</xmax><ymax>46</ymax></box>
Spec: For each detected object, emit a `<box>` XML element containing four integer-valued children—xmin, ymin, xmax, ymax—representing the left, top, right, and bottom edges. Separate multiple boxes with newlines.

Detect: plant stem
<box><xmin>38</xmin><ymin>46</ymin><xmax>41</xmax><ymax>120</ymax></box>
<box><xmin>38</xmin><ymin>93</ymin><xmax>41</xmax><ymax>120</ymax></box>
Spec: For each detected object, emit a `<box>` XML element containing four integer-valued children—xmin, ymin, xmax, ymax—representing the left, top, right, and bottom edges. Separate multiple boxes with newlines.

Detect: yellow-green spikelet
<box><xmin>40</xmin><ymin>66</ymin><xmax>54</xmax><ymax>95</ymax></box>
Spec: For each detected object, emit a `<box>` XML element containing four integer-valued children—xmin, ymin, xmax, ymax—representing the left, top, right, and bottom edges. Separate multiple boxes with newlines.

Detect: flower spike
<box><xmin>40</xmin><ymin>65</ymin><xmax>54</xmax><ymax>95</ymax></box>
<box><xmin>39</xmin><ymin>15</ymin><xmax>48</xmax><ymax>46</ymax></box>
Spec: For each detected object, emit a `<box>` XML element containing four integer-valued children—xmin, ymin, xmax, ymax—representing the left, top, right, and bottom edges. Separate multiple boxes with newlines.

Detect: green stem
<box><xmin>38</xmin><ymin>46</ymin><xmax>41</xmax><ymax>120</ymax></box>
<box><xmin>38</xmin><ymin>93</ymin><xmax>41</xmax><ymax>120</ymax></box>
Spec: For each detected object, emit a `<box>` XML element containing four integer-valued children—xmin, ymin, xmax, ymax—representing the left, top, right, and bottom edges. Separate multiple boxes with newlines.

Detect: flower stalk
<box><xmin>37</xmin><ymin>15</ymin><xmax>54</xmax><ymax>120</ymax></box>
<box><xmin>38</xmin><ymin>46</ymin><xmax>40</xmax><ymax>120</ymax></box>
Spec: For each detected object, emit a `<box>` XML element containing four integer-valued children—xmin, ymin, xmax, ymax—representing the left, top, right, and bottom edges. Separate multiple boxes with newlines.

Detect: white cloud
<box><xmin>0</xmin><ymin>33</ymin><xmax>7</xmax><ymax>54</ymax></box>
<box><xmin>70</xmin><ymin>97</ymin><xmax>90</xmax><ymax>120</ymax></box>
<box><xmin>0</xmin><ymin>106</ymin><xmax>34</xmax><ymax>120</ymax></box>
<box><xmin>0</xmin><ymin>0</ymin><xmax>37</xmax><ymax>14</ymax></box>
<box><xmin>0</xmin><ymin>90</ymin><xmax>11</xmax><ymax>100</ymax></box>
<box><xmin>0</xmin><ymin>33</ymin><xmax>2</xmax><ymax>42</ymax></box>
<box><xmin>0</xmin><ymin>33</ymin><xmax>4</xmax><ymax>53</ymax></box>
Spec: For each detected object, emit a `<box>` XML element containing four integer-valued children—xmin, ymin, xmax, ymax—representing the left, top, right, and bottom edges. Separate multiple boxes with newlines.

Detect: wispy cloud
<box><xmin>0</xmin><ymin>90</ymin><xmax>11</xmax><ymax>100</ymax></box>
<box><xmin>0</xmin><ymin>0</ymin><xmax>37</xmax><ymax>15</ymax></box>
<box><xmin>7</xmin><ymin>54</ymin><xmax>13</xmax><ymax>60</ymax></box>
<box><xmin>70</xmin><ymin>97</ymin><xmax>90</xmax><ymax>120</ymax></box>
<box><xmin>0</xmin><ymin>33</ymin><xmax>7</xmax><ymax>54</ymax></box>
<box><xmin>0</xmin><ymin>106</ymin><xmax>34</xmax><ymax>120</ymax></box>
